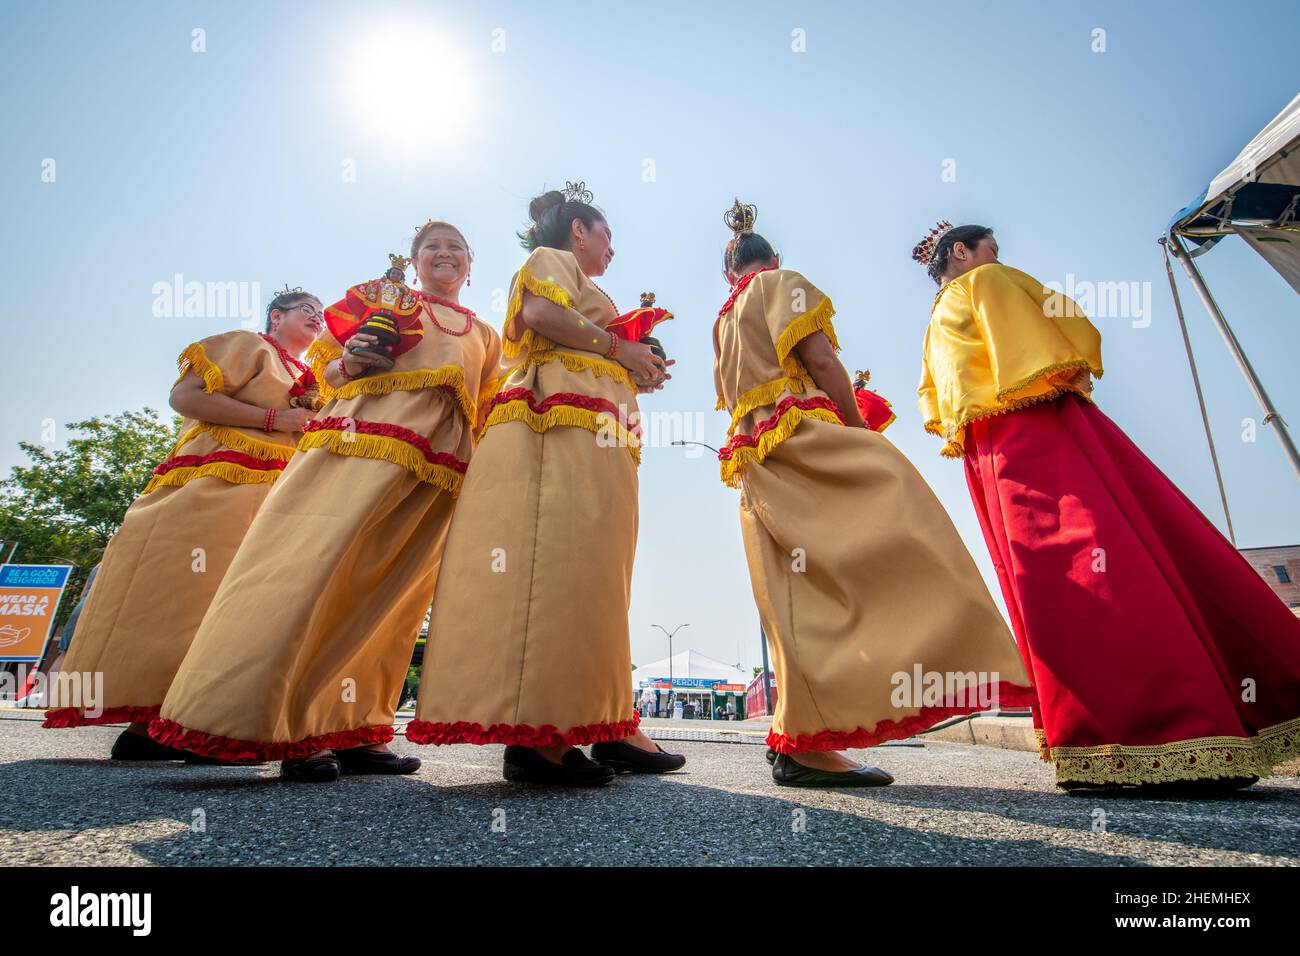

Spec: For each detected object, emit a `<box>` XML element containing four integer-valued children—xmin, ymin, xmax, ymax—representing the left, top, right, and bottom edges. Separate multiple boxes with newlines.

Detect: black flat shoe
<box><xmin>336</xmin><ymin>747</ymin><xmax>421</xmax><ymax>775</ymax></box>
<box><xmin>765</xmin><ymin>748</ymin><xmax>777</xmax><ymax>765</ymax></box>
<box><xmin>772</xmin><ymin>752</ymin><xmax>894</xmax><ymax>788</ymax></box>
<box><xmin>1061</xmin><ymin>774</ymin><xmax>1260</xmax><ymax>797</ymax></box>
<box><xmin>502</xmin><ymin>745</ymin><xmax>614</xmax><ymax>787</ymax></box>
<box><xmin>110</xmin><ymin>730</ymin><xmax>189</xmax><ymax>761</ymax></box>
<box><xmin>280</xmin><ymin>753</ymin><xmax>341</xmax><ymax>783</ymax></box>
<box><xmin>591</xmin><ymin>739</ymin><xmax>686</xmax><ymax>774</ymax></box>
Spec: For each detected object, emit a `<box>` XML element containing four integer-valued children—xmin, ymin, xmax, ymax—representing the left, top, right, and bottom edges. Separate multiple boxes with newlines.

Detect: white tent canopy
<box><xmin>631</xmin><ymin>649</ymin><xmax>749</xmax><ymax>692</ymax></box>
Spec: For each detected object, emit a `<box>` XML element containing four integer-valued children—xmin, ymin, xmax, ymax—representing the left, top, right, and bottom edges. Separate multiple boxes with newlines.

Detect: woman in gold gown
<box><xmin>43</xmin><ymin>289</ymin><xmax>322</xmax><ymax>761</ymax></box>
<box><xmin>713</xmin><ymin>201</ymin><xmax>1033</xmax><ymax>787</ymax></box>
<box><xmin>152</xmin><ymin>221</ymin><xmax>501</xmax><ymax>782</ymax></box>
<box><xmin>407</xmin><ymin>185</ymin><xmax>685</xmax><ymax>786</ymax></box>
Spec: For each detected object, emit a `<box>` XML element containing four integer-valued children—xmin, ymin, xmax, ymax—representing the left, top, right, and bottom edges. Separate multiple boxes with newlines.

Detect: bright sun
<box><xmin>341</xmin><ymin>18</ymin><xmax>479</xmax><ymax>147</ymax></box>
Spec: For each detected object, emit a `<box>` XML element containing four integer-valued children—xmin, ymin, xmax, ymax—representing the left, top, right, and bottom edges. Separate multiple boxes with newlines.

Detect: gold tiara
<box><xmin>563</xmin><ymin>181</ymin><xmax>594</xmax><ymax>204</ymax></box>
<box><xmin>724</xmin><ymin>198</ymin><xmax>757</xmax><ymax>236</ymax></box>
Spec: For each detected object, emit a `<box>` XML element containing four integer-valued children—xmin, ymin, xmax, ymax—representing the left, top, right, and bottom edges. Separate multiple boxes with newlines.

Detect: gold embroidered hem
<box><xmin>1034</xmin><ymin>727</ymin><xmax>1052</xmax><ymax>763</ymax></box>
<box><xmin>773</xmin><ymin>297</ymin><xmax>838</xmax><ymax>379</ymax></box>
<box><xmin>176</xmin><ymin>342</ymin><xmax>225</xmax><ymax>394</ymax></box>
<box><xmin>1047</xmin><ymin>715</ymin><xmax>1300</xmax><ymax>786</ymax></box>
<box><xmin>296</xmin><ymin>430</ymin><xmax>465</xmax><ymax>496</ymax></box>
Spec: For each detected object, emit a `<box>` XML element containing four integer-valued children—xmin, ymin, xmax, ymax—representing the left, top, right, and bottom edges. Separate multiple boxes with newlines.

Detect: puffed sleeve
<box><xmin>175</xmin><ymin>330</ymin><xmax>268</xmax><ymax>396</ymax></box>
<box><xmin>757</xmin><ymin>270</ymin><xmax>841</xmax><ymax>377</ymax></box>
<box><xmin>967</xmin><ymin>264</ymin><xmax>1103</xmax><ymax>402</ymax></box>
<box><xmin>502</xmin><ymin>247</ymin><xmax>584</xmax><ymax>358</ymax></box>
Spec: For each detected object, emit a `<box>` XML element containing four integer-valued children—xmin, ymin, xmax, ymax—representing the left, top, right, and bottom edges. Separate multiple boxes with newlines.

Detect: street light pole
<box><xmin>651</xmin><ymin>622</ymin><xmax>689</xmax><ymax>717</ymax></box>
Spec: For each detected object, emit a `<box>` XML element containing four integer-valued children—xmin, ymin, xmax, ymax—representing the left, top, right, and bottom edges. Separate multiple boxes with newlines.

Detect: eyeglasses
<box><xmin>291</xmin><ymin>303</ymin><xmax>323</xmax><ymax>321</ymax></box>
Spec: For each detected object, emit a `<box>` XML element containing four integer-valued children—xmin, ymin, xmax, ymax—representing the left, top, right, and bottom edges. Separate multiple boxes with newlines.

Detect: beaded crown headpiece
<box><xmin>271</xmin><ymin>284</ymin><xmax>305</xmax><ymax>300</ymax></box>
<box><xmin>724</xmin><ymin>198</ymin><xmax>758</xmax><ymax>236</ymax></box>
<box><xmin>563</xmin><ymin>180</ymin><xmax>594</xmax><ymax>204</ymax></box>
<box><xmin>911</xmin><ymin>220</ymin><xmax>954</xmax><ymax>266</ymax></box>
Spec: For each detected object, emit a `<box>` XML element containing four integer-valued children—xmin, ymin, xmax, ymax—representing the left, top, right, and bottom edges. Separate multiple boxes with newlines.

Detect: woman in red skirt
<box><xmin>915</xmin><ymin>220</ymin><xmax>1300</xmax><ymax>792</ymax></box>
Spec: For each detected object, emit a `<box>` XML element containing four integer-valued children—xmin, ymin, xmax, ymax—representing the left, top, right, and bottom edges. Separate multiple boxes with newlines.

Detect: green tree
<box><xmin>0</xmin><ymin>409</ymin><xmax>182</xmax><ymax>624</ymax></box>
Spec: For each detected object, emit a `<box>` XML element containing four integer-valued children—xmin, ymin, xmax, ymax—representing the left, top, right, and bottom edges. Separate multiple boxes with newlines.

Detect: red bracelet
<box><xmin>263</xmin><ymin>407</ymin><xmax>276</xmax><ymax>433</ymax></box>
<box><xmin>337</xmin><ymin>357</ymin><xmax>356</xmax><ymax>382</ymax></box>
<box><xmin>604</xmin><ymin>333</ymin><xmax>619</xmax><ymax>359</ymax></box>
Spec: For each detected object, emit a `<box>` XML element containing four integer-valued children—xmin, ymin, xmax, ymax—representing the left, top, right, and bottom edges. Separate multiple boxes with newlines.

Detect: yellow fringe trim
<box><xmin>724</xmin><ymin>372</ymin><xmax>814</xmax><ymax>437</ymax></box>
<box><xmin>482</xmin><ymin>400</ymin><xmax>641</xmax><ymax>466</ymax></box>
<box><xmin>525</xmin><ymin>349</ymin><xmax>636</xmax><ymax>392</ymax></box>
<box><xmin>773</xmin><ymin>297</ymin><xmax>839</xmax><ymax>379</ymax></box>
<box><xmin>141</xmin><ymin>461</ymin><xmax>281</xmax><ymax>495</ymax></box>
<box><xmin>176</xmin><ymin>343</ymin><xmax>224</xmax><ymax>394</ymax></box>
<box><xmin>328</xmin><ymin>366</ymin><xmax>477</xmax><ymax>425</ymax></box>
<box><xmin>930</xmin><ymin>387</ymin><xmax>1096</xmax><ymax>460</ymax></box>
<box><xmin>305</xmin><ymin>339</ymin><xmax>343</xmax><ymax>400</ymax></box>
<box><xmin>1048</xmin><ymin>715</ymin><xmax>1300</xmax><ymax>787</ymax></box>
<box><xmin>296</xmin><ymin>430</ymin><xmax>464</xmax><ymax>496</ymax></box>
<box><xmin>502</xmin><ymin>266</ymin><xmax>570</xmax><ymax>359</ymax></box>
<box><xmin>720</xmin><ymin>406</ymin><xmax>843</xmax><ymax>488</ymax></box>
<box><xmin>715</xmin><ymin>395</ymin><xmax>727</xmax><ymax>411</ymax></box>
<box><xmin>197</xmin><ymin>423</ymin><xmax>298</xmax><ymax>461</ymax></box>
<box><xmin>995</xmin><ymin>359</ymin><xmax>1100</xmax><ymax>403</ymax></box>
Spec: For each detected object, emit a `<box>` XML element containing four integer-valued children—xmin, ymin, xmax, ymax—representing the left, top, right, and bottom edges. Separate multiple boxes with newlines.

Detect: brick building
<box><xmin>1240</xmin><ymin>545</ymin><xmax>1300</xmax><ymax>616</ymax></box>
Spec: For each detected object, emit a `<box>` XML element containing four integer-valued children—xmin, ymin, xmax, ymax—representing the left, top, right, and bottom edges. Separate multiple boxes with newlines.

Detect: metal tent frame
<box><xmin>1162</xmin><ymin>93</ymin><xmax>1300</xmax><ymax>544</ymax></box>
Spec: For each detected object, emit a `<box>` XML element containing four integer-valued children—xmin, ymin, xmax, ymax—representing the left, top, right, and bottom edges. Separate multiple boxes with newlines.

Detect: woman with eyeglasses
<box><xmin>152</xmin><ymin>221</ymin><xmax>503</xmax><ymax>783</ymax></box>
<box><xmin>44</xmin><ymin>288</ymin><xmax>324</xmax><ymax>761</ymax></box>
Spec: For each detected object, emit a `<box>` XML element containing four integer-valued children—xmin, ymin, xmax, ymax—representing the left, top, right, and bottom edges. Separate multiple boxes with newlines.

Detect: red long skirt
<box><xmin>964</xmin><ymin>394</ymin><xmax>1300</xmax><ymax>787</ymax></box>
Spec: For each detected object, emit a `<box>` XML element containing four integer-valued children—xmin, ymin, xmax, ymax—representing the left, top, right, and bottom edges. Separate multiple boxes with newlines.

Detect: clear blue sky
<box><xmin>2</xmin><ymin>1</ymin><xmax>1298</xmax><ymax>673</ymax></box>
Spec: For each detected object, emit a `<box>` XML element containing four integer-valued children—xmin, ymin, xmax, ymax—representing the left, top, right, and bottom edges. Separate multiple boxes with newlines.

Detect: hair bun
<box><xmin>528</xmin><ymin>190</ymin><xmax>565</xmax><ymax>224</ymax></box>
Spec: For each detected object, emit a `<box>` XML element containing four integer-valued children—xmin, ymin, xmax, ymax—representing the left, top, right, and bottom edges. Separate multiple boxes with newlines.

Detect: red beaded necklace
<box><xmin>591</xmin><ymin>283</ymin><xmax>620</xmax><ymax>319</ymax></box>
<box><xmin>417</xmin><ymin>291</ymin><xmax>476</xmax><ymax>336</ymax></box>
<box><xmin>260</xmin><ymin>332</ymin><xmax>312</xmax><ymax>381</ymax></box>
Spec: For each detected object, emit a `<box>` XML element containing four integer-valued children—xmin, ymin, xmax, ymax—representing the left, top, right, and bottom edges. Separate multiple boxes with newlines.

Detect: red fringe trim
<box><xmin>719</xmin><ymin>395</ymin><xmax>845</xmax><ymax>460</ymax></box>
<box><xmin>154</xmin><ymin>449</ymin><xmax>286</xmax><ymax>477</ymax></box>
<box><xmin>405</xmin><ymin>712</ymin><xmax>641</xmax><ymax>747</ymax></box>
<box><xmin>42</xmin><ymin>704</ymin><xmax>161</xmax><ymax>729</ymax></box>
<box><xmin>304</xmin><ymin>416</ymin><xmax>469</xmax><ymax>472</ymax></box>
<box><xmin>767</xmin><ymin>681</ymin><xmax>1037</xmax><ymax>753</ymax></box>
<box><xmin>484</xmin><ymin>387</ymin><xmax>630</xmax><ymax>425</ymax></box>
<box><xmin>717</xmin><ymin>266</ymin><xmax>777</xmax><ymax>317</ymax></box>
<box><xmin>147</xmin><ymin>717</ymin><xmax>394</xmax><ymax>762</ymax></box>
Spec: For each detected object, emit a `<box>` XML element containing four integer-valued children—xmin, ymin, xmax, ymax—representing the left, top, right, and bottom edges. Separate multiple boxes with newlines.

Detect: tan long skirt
<box><xmin>152</xmin><ymin>449</ymin><xmax>454</xmax><ymax>760</ymax></box>
<box><xmin>408</xmin><ymin>421</ymin><xmax>640</xmax><ymax>746</ymax></box>
<box><xmin>43</xmin><ymin>477</ymin><xmax>269</xmax><ymax>728</ymax></box>
<box><xmin>738</xmin><ymin>419</ymin><xmax>1034</xmax><ymax>752</ymax></box>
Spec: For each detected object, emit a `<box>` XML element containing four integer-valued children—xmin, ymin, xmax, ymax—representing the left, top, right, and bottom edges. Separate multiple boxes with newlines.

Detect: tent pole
<box><xmin>1167</xmin><ymin>232</ymin><xmax>1300</xmax><ymax>481</ymax></box>
<box><xmin>1159</xmin><ymin>238</ymin><xmax>1237</xmax><ymax>545</ymax></box>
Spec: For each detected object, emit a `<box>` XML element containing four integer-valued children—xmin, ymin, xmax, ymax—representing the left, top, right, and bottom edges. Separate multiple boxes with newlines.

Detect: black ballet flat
<box><xmin>502</xmin><ymin>745</ymin><xmax>614</xmax><ymax>787</ymax></box>
<box><xmin>765</xmin><ymin>748</ymin><xmax>777</xmax><ymax>765</ymax></box>
<box><xmin>110</xmin><ymin>730</ymin><xmax>189</xmax><ymax>761</ymax></box>
<box><xmin>280</xmin><ymin>753</ymin><xmax>341</xmax><ymax>783</ymax></box>
<box><xmin>771</xmin><ymin>752</ymin><xmax>894</xmax><ymax>788</ymax></box>
<box><xmin>336</xmin><ymin>747</ymin><xmax>421</xmax><ymax>776</ymax></box>
<box><xmin>591</xmin><ymin>739</ymin><xmax>686</xmax><ymax>774</ymax></box>
<box><xmin>1061</xmin><ymin>775</ymin><xmax>1260</xmax><ymax>797</ymax></box>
